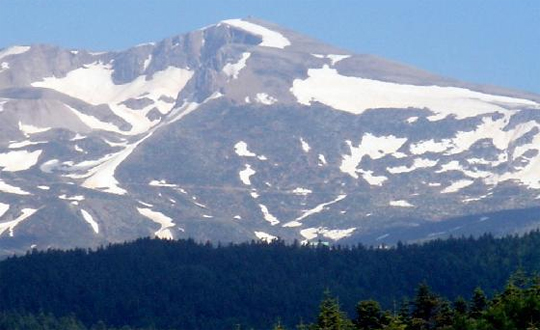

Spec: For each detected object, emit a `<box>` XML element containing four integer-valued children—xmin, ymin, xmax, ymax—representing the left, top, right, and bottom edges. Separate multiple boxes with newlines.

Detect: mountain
<box><xmin>1</xmin><ymin>18</ymin><xmax>540</xmax><ymax>257</ymax></box>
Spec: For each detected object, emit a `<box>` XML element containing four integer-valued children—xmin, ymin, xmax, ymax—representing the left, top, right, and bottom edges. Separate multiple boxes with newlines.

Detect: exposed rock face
<box><xmin>1</xmin><ymin>18</ymin><xmax>540</xmax><ymax>257</ymax></box>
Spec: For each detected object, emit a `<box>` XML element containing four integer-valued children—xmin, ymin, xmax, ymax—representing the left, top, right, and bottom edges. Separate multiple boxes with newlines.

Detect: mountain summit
<box><xmin>1</xmin><ymin>18</ymin><xmax>540</xmax><ymax>256</ymax></box>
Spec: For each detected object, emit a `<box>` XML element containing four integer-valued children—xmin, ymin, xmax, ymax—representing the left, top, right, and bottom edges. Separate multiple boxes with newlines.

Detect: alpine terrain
<box><xmin>1</xmin><ymin>18</ymin><xmax>540</xmax><ymax>257</ymax></box>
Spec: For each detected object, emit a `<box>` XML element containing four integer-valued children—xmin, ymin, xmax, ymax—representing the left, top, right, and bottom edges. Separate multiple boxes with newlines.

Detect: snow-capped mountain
<box><xmin>1</xmin><ymin>18</ymin><xmax>540</xmax><ymax>256</ymax></box>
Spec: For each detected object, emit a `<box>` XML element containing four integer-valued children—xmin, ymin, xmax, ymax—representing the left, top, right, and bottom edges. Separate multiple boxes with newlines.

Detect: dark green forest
<box><xmin>2</xmin><ymin>231</ymin><xmax>540</xmax><ymax>330</ymax></box>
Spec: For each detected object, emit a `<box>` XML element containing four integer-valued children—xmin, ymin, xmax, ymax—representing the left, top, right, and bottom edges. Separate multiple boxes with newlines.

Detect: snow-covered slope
<box><xmin>1</xmin><ymin>18</ymin><xmax>540</xmax><ymax>257</ymax></box>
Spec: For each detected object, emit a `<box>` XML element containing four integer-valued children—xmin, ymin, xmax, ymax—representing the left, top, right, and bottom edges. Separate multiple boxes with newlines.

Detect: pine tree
<box><xmin>316</xmin><ymin>291</ymin><xmax>353</xmax><ymax>330</ymax></box>
<box><xmin>469</xmin><ymin>287</ymin><xmax>487</xmax><ymax>318</ymax></box>
<box><xmin>453</xmin><ymin>296</ymin><xmax>467</xmax><ymax>315</ymax></box>
<box><xmin>354</xmin><ymin>300</ymin><xmax>388</xmax><ymax>330</ymax></box>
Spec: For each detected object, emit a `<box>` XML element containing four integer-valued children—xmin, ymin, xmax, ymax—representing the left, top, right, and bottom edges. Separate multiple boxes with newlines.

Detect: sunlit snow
<box><xmin>0</xmin><ymin>46</ymin><xmax>31</xmax><ymax>61</ymax></box>
<box><xmin>292</xmin><ymin>188</ymin><xmax>312</xmax><ymax>196</ymax></box>
<box><xmin>291</xmin><ymin>65</ymin><xmax>538</xmax><ymax>118</ymax></box>
<box><xmin>0</xmin><ymin>203</ymin><xmax>9</xmax><ymax>218</ymax></box>
<box><xmin>80</xmin><ymin>209</ymin><xmax>99</xmax><ymax>234</ymax></box>
<box><xmin>137</xmin><ymin>207</ymin><xmax>176</xmax><ymax>240</ymax></box>
<box><xmin>0</xmin><ymin>208</ymin><xmax>37</xmax><ymax>237</ymax></box>
<box><xmin>284</xmin><ymin>195</ymin><xmax>346</xmax><ymax>227</ymax></box>
<box><xmin>0</xmin><ymin>180</ymin><xmax>30</xmax><ymax>195</ymax></box>
<box><xmin>387</xmin><ymin>158</ymin><xmax>438</xmax><ymax>174</ymax></box>
<box><xmin>0</xmin><ymin>150</ymin><xmax>42</xmax><ymax>172</ymax></box>
<box><xmin>318</xmin><ymin>154</ymin><xmax>327</xmax><ymax>166</ymax></box>
<box><xmin>234</xmin><ymin>141</ymin><xmax>257</xmax><ymax>157</ymax></box>
<box><xmin>300</xmin><ymin>137</ymin><xmax>311</xmax><ymax>152</ymax></box>
<box><xmin>389</xmin><ymin>200</ymin><xmax>414</xmax><ymax>208</ymax></box>
<box><xmin>255</xmin><ymin>93</ymin><xmax>277</xmax><ymax>105</ymax></box>
<box><xmin>8</xmin><ymin>140</ymin><xmax>47</xmax><ymax>149</ymax></box>
<box><xmin>300</xmin><ymin>226</ymin><xmax>356</xmax><ymax>241</ymax></box>
<box><xmin>239</xmin><ymin>164</ymin><xmax>256</xmax><ymax>185</ymax></box>
<box><xmin>222</xmin><ymin>19</ymin><xmax>291</xmax><ymax>49</ymax></box>
<box><xmin>259</xmin><ymin>204</ymin><xmax>279</xmax><ymax>225</ymax></box>
<box><xmin>340</xmin><ymin>134</ymin><xmax>407</xmax><ymax>181</ymax></box>
<box><xmin>223</xmin><ymin>52</ymin><xmax>251</xmax><ymax>79</ymax></box>
<box><xmin>18</xmin><ymin>122</ymin><xmax>51</xmax><ymax>136</ymax></box>
<box><xmin>441</xmin><ymin>180</ymin><xmax>474</xmax><ymax>193</ymax></box>
<box><xmin>254</xmin><ymin>231</ymin><xmax>277</xmax><ymax>242</ymax></box>
<box><xmin>32</xmin><ymin>63</ymin><xmax>194</xmax><ymax>135</ymax></box>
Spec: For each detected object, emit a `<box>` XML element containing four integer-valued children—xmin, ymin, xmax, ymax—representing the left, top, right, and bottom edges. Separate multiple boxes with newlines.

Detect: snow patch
<box><xmin>300</xmin><ymin>137</ymin><xmax>311</xmax><ymax>153</ymax></box>
<box><xmin>0</xmin><ymin>203</ymin><xmax>9</xmax><ymax>218</ymax></box>
<box><xmin>0</xmin><ymin>46</ymin><xmax>31</xmax><ymax>60</ymax></box>
<box><xmin>32</xmin><ymin>63</ymin><xmax>193</xmax><ymax>135</ymax></box>
<box><xmin>0</xmin><ymin>62</ymin><xmax>9</xmax><ymax>73</ymax></box>
<box><xmin>0</xmin><ymin>150</ymin><xmax>42</xmax><ymax>172</ymax></box>
<box><xmin>284</xmin><ymin>195</ymin><xmax>346</xmax><ymax>227</ymax></box>
<box><xmin>254</xmin><ymin>231</ymin><xmax>277</xmax><ymax>242</ymax></box>
<box><xmin>0</xmin><ymin>208</ymin><xmax>37</xmax><ymax>237</ymax></box>
<box><xmin>143</xmin><ymin>54</ymin><xmax>153</xmax><ymax>71</ymax></box>
<box><xmin>18</xmin><ymin>122</ymin><xmax>51</xmax><ymax>136</ymax></box>
<box><xmin>259</xmin><ymin>204</ymin><xmax>280</xmax><ymax>225</ymax></box>
<box><xmin>291</xmin><ymin>65</ymin><xmax>538</xmax><ymax>118</ymax></box>
<box><xmin>389</xmin><ymin>200</ymin><xmax>414</xmax><ymax>208</ymax></box>
<box><xmin>255</xmin><ymin>93</ymin><xmax>277</xmax><ymax>105</ymax></box>
<box><xmin>149</xmin><ymin>179</ymin><xmax>178</xmax><ymax>188</ymax></box>
<box><xmin>59</xmin><ymin>195</ymin><xmax>85</xmax><ymax>202</ymax></box>
<box><xmin>223</xmin><ymin>52</ymin><xmax>251</xmax><ymax>79</ymax></box>
<box><xmin>80</xmin><ymin>209</ymin><xmax>99</xmax><ymax>234</ymax></box>
<box><xmin>340</xmin><ymin>134</ymin><xmax>407</xmax><ymax>181</ymax></box>
<box><xmin>311</xmin><ymin>54</ymin><xmax>350</xmax><ymax>65</ymax></box>
<box><xmin>441</xmin><ymin>180</ymin><xmax>474</xmax><ymax>193</ymax></box>
<box><xmin>0</xmin><ymin>180</ymin><xmax>30</xmax><ymax>195</ymax></box>
<box><xmin>137</xmin><ymin>207</ymin><xmax>176</xmax><ymax>240</ymax></box>
<box><xmin>8</xmin><ymin>140</ymin><xmax>47</xmax><ymax>149</ymax></box>
<box><xmin>327</xmin><ymin>54</ymin><xmax>351</xmax><ymax>65</ymax></box>
<box><xmin>318</xmin><ymin>154</ymin><xmax>327</xmax><ymax>166</ymax></box>
<box><xmin>222</xmin><ymin>19</ymin><xmax>291</xmax><ymax>49</ymax></box>
<box><xmin>406</xmin><ymin>116</ymin><xmax>419</xmax><ymax>123</ymax></box>
<box><xmin>78</xmin><ymin>133</ymin><xmax>153</xmax><ymax>194</ymax></box>
<box><xmin>386</xmin><ymin>158</ymin><xmax>438</xmax><ymax>174</ymax></box>
<box><xmin>234</xmin><ymin>141</ymin><xmax>257</xmax><ymax>157</ymax></box>
<box><xmin>65</xmin><ymin>105</ymin><xmax>124</xmax><ymax>133</ymax></box>
<box><xmin>292</xmin><ymin>188</ymin><xmax>312</xmax><ymax>196</ymax></box>
<box><xmin>300</xmin><ymin>227</ymin><xmax>356</xmax><ymax>241</ymax></box>
<box><xmin>239</xmin><ymin>164</ymin><xmax>256</xmax><ymax>185</ymax></box>
<box><xmin>410</xmin><ymin>139</ymin><xmax>453</xmax><ymax>155</ymax></box>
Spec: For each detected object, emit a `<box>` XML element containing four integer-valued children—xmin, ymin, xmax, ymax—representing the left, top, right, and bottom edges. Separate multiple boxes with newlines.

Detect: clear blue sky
<box><xmin>2</xmin><ymin>0</ymin><xmax>539</xmax><ymax>94</ymax></box>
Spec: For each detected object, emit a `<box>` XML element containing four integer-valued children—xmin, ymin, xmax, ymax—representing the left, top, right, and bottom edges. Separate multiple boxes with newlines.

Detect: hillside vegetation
<box><xmin>2</xmin><ymin>232</ymin><xmax>540</xmax><ymax>329</ymax></box>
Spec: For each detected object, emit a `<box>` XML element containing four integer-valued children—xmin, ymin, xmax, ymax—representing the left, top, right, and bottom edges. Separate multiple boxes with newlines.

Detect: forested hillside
<box><xmin>2</xmin><ymin>232</ymin><xmax>540</xmax><ymax>330</ymax></box>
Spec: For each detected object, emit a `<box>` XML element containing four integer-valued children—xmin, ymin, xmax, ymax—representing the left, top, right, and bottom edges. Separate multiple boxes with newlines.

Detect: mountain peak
<box><xmin>219</xmin><ymin>18</ymin><xmax>291</xmax><ymax>49</ymax></box>
<box><xmin>1</xmin><ymin>19</ymin><xmax>540</xmax><ymax>257</ymax></box>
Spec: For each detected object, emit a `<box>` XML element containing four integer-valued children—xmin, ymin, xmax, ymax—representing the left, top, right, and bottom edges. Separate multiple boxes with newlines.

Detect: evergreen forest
<box><xmin>2</xmin><ymin>231</ymin><xmax>540</xmax><ymax>330</ymax></box>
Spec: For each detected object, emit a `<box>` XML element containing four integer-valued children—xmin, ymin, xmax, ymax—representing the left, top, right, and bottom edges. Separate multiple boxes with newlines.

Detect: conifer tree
<box><xmin>411</xmin><ymin>282</ymin><xmax>439</xmax><ymax>329</ymax></box>
<box><xmin>315</xmin><ymin>291</ymin><xmax>353</xmax><ymax>330</ymax></box>
<box><xmin>354</xmin><ymin>300</ymin><xmax>388</xmax><ymax>330</ymax></box>
<box><xmin>469</xmin><ymin>287</ymin><xmax>487</xmax><ymax>318</ymax></box>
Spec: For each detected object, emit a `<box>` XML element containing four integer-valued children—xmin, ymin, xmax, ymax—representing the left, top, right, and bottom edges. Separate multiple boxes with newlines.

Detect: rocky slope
<box><xmin>1</xmin><ymin>18</ymin><xmax>540</xmax><ymax>256</ymax></box>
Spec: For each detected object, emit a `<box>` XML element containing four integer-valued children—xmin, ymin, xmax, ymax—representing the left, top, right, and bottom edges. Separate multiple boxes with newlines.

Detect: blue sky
<box><xmin>2</xmin><ymin>0</ymin><xmax>539</xmax><ymax>93</ymax></box>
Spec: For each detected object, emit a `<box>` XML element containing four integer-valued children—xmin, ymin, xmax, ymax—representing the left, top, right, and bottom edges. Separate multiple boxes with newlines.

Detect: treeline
<box><xmin>3</xmin><ymin>274</ymin><xmax>540</xmax><ymax>330</ymax></box>
<box><xmin>2</xmin><ymin>231</ymin><xmax>540</xmax><ymax>329</ymax></box>
<box><xmin>304</xmin><ymin>272</ymin><xmax>540</xmax><ymax>330</ymax></box>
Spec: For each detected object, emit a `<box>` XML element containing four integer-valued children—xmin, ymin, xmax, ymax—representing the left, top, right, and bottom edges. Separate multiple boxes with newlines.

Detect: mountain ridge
<box><xmin>1</xmin><ymin>18</ymin><xmax>540</xmax><ymax>257</ymax></box>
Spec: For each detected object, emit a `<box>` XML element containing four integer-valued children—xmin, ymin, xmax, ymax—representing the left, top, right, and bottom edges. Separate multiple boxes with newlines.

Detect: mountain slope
<box><xmin>1</xmin><ymin>18</ymin><xmax>540</xmax><ymax>256</ymax></box>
